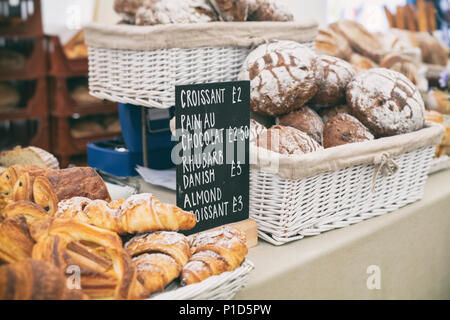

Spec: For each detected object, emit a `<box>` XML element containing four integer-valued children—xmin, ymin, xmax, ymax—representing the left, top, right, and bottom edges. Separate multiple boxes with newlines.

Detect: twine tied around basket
<box><xmin>371</xmin><ymin>152</ymin><xmax>400</xmax><ymax>193</ymax></box>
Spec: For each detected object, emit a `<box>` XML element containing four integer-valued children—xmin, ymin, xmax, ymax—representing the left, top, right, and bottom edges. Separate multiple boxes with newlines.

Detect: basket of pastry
<box><xmin>238</xmin><ymin>38</ymin><xmax>444</xmax><ymax>245</ymax></box>
<box><xmin>0</xmin><ymin>166</ymin><xmax>253</xmax><ymax>300</ymax></box>
<box><xmin>84</xmin><ymin>0</ymin><xmax>317</xmax><ymax>108</ymax></box>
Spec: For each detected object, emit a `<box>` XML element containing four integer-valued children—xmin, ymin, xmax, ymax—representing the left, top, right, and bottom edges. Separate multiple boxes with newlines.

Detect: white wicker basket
<box><xmin>85</xmin><ymin>21</ymin><xmax>317</xmax><ymax>109</ymax></box>
<box><xmin>250</xmin><ymin>124</ymin><xmax>443</xmax><ymax>246</ymax></box>
<box><xmin>148</xmin><ymin>259</ymin><xmax>254</xmax><ymax>300</ymax></box>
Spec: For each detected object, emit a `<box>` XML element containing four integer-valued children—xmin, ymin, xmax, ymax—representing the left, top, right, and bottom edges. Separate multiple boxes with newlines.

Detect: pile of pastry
<box><xmin>240</xmin><ymin>39</ymin><xmax>427</xmax><ymax>155</ymax></box>
<box><xmin>113</xmin><ymin>0</ymin><xmax>293</xmax><ymax>25</ymax></box>
<box><xmin>0</xmin><ymin>166</ymin><xmax>248</xmax><ymax>300</ymax></box>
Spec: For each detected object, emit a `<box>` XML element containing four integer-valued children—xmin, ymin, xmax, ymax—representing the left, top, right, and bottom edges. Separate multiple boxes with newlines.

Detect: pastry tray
<box><xmin>149</xmin><ymin>259</ymin><xmax>254</xmax><ymax>300</ymax></box>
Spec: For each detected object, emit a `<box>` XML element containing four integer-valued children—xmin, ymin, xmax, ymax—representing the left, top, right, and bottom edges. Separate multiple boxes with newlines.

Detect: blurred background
<box><xmin>0</xmin><ymin>0</ymin><xmax>448</xmax><ymax>168</ymax></box>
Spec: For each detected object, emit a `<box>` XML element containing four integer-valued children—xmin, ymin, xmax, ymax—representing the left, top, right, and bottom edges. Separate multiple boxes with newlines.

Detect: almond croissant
<box><xmin>181</xmin><ymin>226</ymin><xmax>248</xmax><ymax>286</ymax></box>
<box><xmin>125</xmin><ymin>231</ymin><xmax>191</xmax><ymax>295</ymax></box>
<box><xmin>53</xmin><ymin>193</ymin><xmax>196</xmax><ymax>234</ymax></box>
<box><xmin>118</xmin><ymin>193</ymin><xmax>196</xmax><ymax>233</ymax></box>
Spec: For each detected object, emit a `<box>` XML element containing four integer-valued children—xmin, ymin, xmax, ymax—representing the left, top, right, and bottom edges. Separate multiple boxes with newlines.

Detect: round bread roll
<box><xmin>318</xmin><ymin>105</ymin><xmax>352</xmax><ymax>123</ymax></box>
<box><xmin>238</xmin><ymin>40</ymin><xmax>319</xmax><ymax>116</ymax></box>
<box><xmin>315</xmin><ymin>28</ymin><xmax>353</xmax><ymax>61</ymax></box>
<box><xmin>135</xmin><ymin>0</ymin><xmax>218</xmax><ymax>25</ymax></box>
<box><xmin>247</xmin><ymin>0</ymin><xmax>293</xmax><ymax>21</ymax></box>
<box><xmin>346</xmin><ymin>68</ymin><xmax>425</xmax><ymax>137</ymax></box>
<box><xmin>209</xmin><ymin>0</ymin><xmax>248</xmax><ymax>21</ymax></box>
<box><xmin>323</xmin><ymin>113</ymin><xmax>374</xmax><ymax>148</ymax></box>
<box><xmin>329</xmin><ymin>20</ymin><xmax>386</xmax><ymax>63</ymax></box>
<box><xmin>278</xmin><ymin>107</ymin><xmax>324</xmax><ymax>144</ymax></box>
<box><xmin>310</xmin><ymin>55</ymin><xmax>356</xmax><ymax>108</ymax></box>
<box><xmin>380</xmin><ymin>53</ymin><xmax>420</xmax><ymax>86</ymax></box>
<box><xmin>256</xmin><ymin>125</ymin><xmax>323</xmax><ymax>155</ymax></box>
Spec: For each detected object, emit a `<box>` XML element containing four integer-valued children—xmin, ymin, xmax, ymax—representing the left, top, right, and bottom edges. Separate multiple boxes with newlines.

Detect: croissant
<box><xmin>0</xmin><ymin>201</ymin><xmax>49</xmax><ymax>264</ymax></box>
<box><xmin>118</xmin><ymin>193</ymin><xmax>196</xmax><ymax>233</ymax></box>
<box><xmin>32</xmin><ymin>167</ymin><xmax>111</xmax><ymax>214</ymax></box>
<box><xmin>0</xmin><ymin>259</ymin><xmax>88</xmax><ymax>300</ymax></box>
<box><xmin>181</xmin><ymin>226</ymin><xmax>248</xmax><ymax>286</ymax></box>
<box><xmin>53</xmin><ymin>197</ymin><xmax>123</xmax><ymax>233</ymax></box>
<box><xmin>32</xmin><ymin>219</ymin><xmax>147</xmax><ymax>300</ymax></box>
<box><xmin>13</xmin><ymin>167</ymin><xmax>50</xmax><ymax>201</ymax></box>
<box><xmin>0</xmin><ymin>165</ymin><xmax>44</xmax><ymax>200</ymax></box>
<box><xmin>125</xmin><ymin>232</ymin><xmax>191</xmax><ymax>295</ymax></box>
<box><xmin>0</xmin><ymin>216</ymin><xmax>35</xmax><ymax>264</ymax></box>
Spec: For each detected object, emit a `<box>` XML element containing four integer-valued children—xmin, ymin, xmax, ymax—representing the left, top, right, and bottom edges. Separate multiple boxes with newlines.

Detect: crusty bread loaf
<box><xmin>323</xmin><ymin>113</ymin><xmax>374</xmax><ymax>148</ymax></box>
<box><xmin>330</xmin><ymin>20</ymin><xmax>386</xmax><ymax>63</ymax></box>
<box><xmin>310</xmin><ymin>55</ymin><xmax>356</xmax><ymax>108</ymax></box>
<box><xmin>349</xmin><ymin>53</ymin><xmax>378</xmax><ymax>72</ymax></box>
<box><xmin>209</xmin><ymin>0</ymin><xmax>248</xmax><ymax>21</ymax></box>
<box><xmin>278</xmin><ymin>107</ymin><xmax>324</xmax><ymax>145</ymax></box>
<box><xmin>346</xmin><ymin>68</ymin><xmax>425</xmax><ymax>137</ymax></box>
<box><xmin>318</xmin><ymin>105</ymin><xmax>352</xmax><ymax>123</ymax></box>
<box><xmin>0</xmin><ymin>146</ymin><xmax>59</xmax><ymax>170</ymax></box>
<box><xmin>135</xmin><ymin>0</ymin><xmax>218</xmax><ymax>25</ymax></box>
<box><xmin>380</xmin><ymin>53</ymin><xmax>420</xmax><ymax>86</ymax></box>
<box><xmin>247</xmin><ymin>0</ymin><xmax>293</xmax><ymax>21</ymax></box>
<box><xmin>315</xmin><ymin>28</ymin><xmax>353</xmax><ymax>61</ymax></box>
<box><xmin>256</xmin><ymin>125</ymin><xmax>323</xmax><ymax>155</ymax></box>
<box><xmin>238</xmin><ymin>41</ymin><xmax>319</xmax><ymax>116</ymax></box>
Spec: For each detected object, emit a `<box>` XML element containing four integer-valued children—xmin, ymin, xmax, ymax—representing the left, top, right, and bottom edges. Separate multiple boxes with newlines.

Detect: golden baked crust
<box><xmin>118</xmin><ymin>193</ymin><xmax>196</xmax><ymax>233</ymax></box>
<box><xmin>32</xmin><ymin>219</ymin><xmax>147</xmax><ymax>300</ymax></box>
<box><xmin>0</xmin><ymin>259</ymin><xmax>88</xmax><ymax>300</ymax></box>
<box><xmin>315</xmin><ymin>28</ymin><xmax>353</xmax><ymax>61</ymax></box>
<box><xmin>125</xmin><ymin>231</ymin><xmax>191</xmax><ymax>294</ymax></box>
<box><xmin>181</xmin><ymin>226</ymin><xmax>248</xmax><ymax>286</ymax></box>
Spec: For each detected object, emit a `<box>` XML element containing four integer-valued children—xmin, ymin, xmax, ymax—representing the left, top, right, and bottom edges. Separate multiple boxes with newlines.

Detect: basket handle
<box><xmin>371</xmin><ymin>152</ymin><xmax>400</xmax><ymax>193</ymax></box>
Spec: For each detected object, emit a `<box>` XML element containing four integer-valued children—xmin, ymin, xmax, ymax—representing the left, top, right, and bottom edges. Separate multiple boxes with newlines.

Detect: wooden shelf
<box><xmin>0</xmin><ymin>0</ymin><xmax>44</xmax><ymax>39</ymax></box>
<box><xmin>0</xmin><ymin>77</ymin><xmax>48</xmax><ymax>121</ymax></box>
<box><xmin>0</xmin><ymin>37</ymin><xmax>47</xmax><ymax>82</ymax></box>
<box><xmin>51</xmin><ymin>116</ymin><xmax>121</xmax><ymax>168</ymax></box>
<box><xmin>47</xmin><ymin>35</ymin><xmax>88</xmax><ymax>78</ymax></box>
<box><xmin>49</xmin><ymin>76</ymin><xmax>118</xmax><ymax>117</ymax></box>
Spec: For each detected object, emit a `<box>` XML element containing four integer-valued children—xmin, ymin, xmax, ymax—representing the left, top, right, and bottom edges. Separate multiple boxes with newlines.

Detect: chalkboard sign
<box><xmin>175</xmin><ymin>81</ymin><xmax>250</xmax><ymax>235</ymax></box>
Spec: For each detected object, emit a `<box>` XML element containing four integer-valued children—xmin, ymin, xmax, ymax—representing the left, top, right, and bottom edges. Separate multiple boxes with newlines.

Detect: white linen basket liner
<box><xmin>250</xmin><ymin>123</ymin><xmax>444</xmax><ymax>245</ymax></box>
<box><xmin>84</xmin><ymin>21</ymin><xmax>318</xmax><ymax>109</ymax></box>
<box><xmin>148</xmin><ymin>259</ymin><xmax>254</xmax><ymax>300</ymax></box>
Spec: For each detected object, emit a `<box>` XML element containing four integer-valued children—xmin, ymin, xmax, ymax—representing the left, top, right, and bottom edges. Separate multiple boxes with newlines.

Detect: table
<box><xmin>235</xmin><ymin>169</ymin><xmax>450</xmax><ymax>300</ymax></box>
<box><xmin>132</xmin><ymin>168</ymin><xmax>450</xmax><ymax>300</ymax></box>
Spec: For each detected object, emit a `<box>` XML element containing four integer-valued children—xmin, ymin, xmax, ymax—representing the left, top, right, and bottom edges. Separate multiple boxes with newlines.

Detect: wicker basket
<box><xmin>149</xmin><ymin>259</ymin><xmax>254</xmax><ymax>300</ymax></box>
<box><xmin>250</xmin><ymin>124</ymin><xmax>443</xmax><ymax>245</ymax></box>
<box><xmin>85</xmin><ymin>21</ymin><xmax>317</xmax><ymax>109</ymax></box>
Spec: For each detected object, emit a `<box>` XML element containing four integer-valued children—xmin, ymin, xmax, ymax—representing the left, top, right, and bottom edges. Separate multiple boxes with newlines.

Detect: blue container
<box><xmin>118</xmin><ymin>103</ymin><xmax>175</xmax><ymax>170</ymax></box>
<box><xmin>87</xmin><ymin>137</ymin><xmax>142</xmax><ymax>177</ymax></box>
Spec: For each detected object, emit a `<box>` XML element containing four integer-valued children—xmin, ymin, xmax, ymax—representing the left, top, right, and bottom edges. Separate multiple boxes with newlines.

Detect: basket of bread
<box><xmin>85</xmin><ymin>0</ymin><xmax>317</xmax><ymax>108</ymax></box>
<box><xmin>0</xmin><ymin>163</ymin><xmax>253</xmax><ymax>300</ymax></box>
<box><xmin>239</xmin><ymin>32</ymin><xmax>444</xmax><ymax>244</ymax></box>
